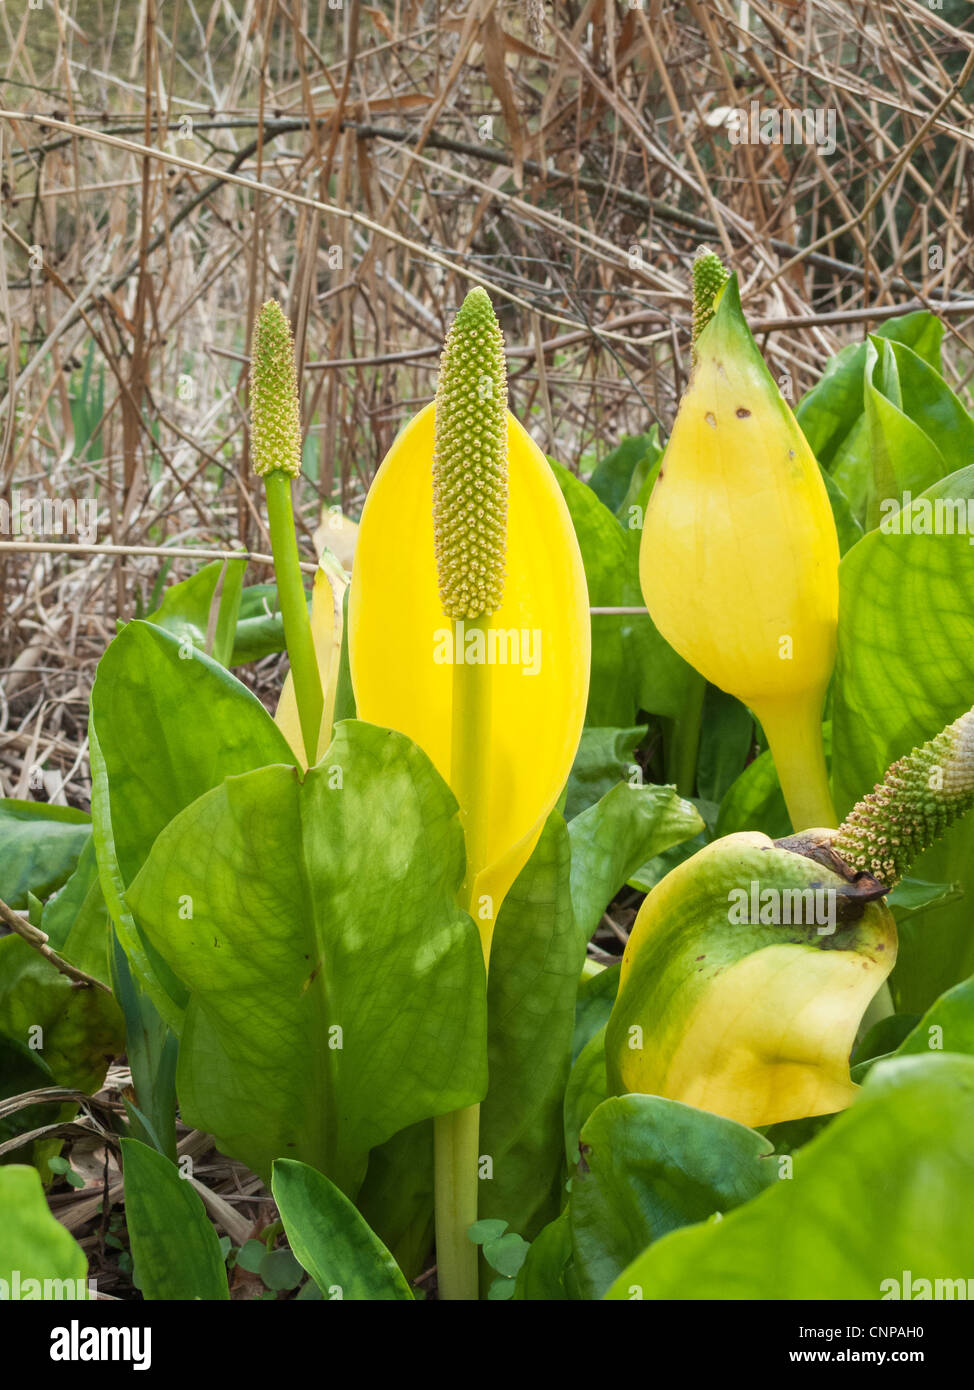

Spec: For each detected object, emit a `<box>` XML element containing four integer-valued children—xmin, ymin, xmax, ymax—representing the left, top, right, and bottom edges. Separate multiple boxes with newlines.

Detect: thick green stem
<box><xmin>434</xmin><ymin>618</ymin><xmax>492</xmax><ymax>1302</ymax></box>
<box><xmin>265</xmin><ymin>469</ymin><xmax>322</xmax><ymax>766</ymax></box>
<box><xmin>433</xmin><ymin>1103</ymin><xmax>481</xmax><ymax>1302</ymax></box>
<box><xmin>667</xmin><ymin>669</ymin><xmax>706</xmax><ymax>797</ymax></box>
<box><xmin>755</xmin><ymin>693</ymin><xmax>836</xmax><ymax>831</ymax></box>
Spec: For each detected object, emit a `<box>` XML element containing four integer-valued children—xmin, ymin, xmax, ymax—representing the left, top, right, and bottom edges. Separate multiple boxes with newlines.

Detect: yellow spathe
<box><xmin>640</xmin><ymin>276</ymin><xmax>839</xmax><ymax>709</ymax></box>
<box><xmin>276</xmin><ymin>559</ymin><xmax>347</xmax><ymax>769</ymax></box>
<box><xmin>348</xmin><ymin>401</ymin><xmax>590</xmax><ymax>949</ymax></box>
<box><xmin>606</xmin><ymin>832</ymin><xmax>897</xmax><ymax>1128</ymax></box>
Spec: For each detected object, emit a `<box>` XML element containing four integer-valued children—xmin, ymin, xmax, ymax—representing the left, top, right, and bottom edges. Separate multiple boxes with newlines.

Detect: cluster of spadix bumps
<box><xmin>432</xmin><ymin>287</ymin><xmax>509</xmax><ymax>620</ymax></box>
<box><xmin>691</xmin><ymin>247</ymin><xmax>730</xmax><ymax>345</ymax></box>
<box><xmin>832</xmin><ymin>706</ymin><xmax>974</xmax><ymax>887</ymax></box>
<box><xmin>249</xmin><ymin>300</ymin><xmax>303</xmax><ymax>478</ymax></box>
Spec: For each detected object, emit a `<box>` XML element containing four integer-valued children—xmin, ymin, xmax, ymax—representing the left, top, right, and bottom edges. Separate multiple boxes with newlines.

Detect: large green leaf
<box><xmin>121</xmin><ymin>1138</ymin><xmax>228</xmax><ymax>1300</ymax></box>
<box><xmin>696</xmin><ymin>687</ymin><xmax>754</xmax><ymax>804</ymax></box>
<box><xmin>858</xmin><ymin>337</ymin><xmax>950</xmax><ymax>530</ymax></box>
<box><xmin>586</xmin><ymin>430</ymin><xmax>662</xmax><ymax>517</ymax></box>
<box><xmin>572</xmin><ymin>964</ymin><xmax>619</xmax><ymax>1062</ymax></box>
<box><xmin>833</xmin><ymin>466</ymin><xmax>974</xmax><ymax>1010</ymax></box>
<box><xmin>0</xmin><ymin>936</ymin><xmax>122</xmax><ymax>1095</ymax></box>
<box><xmin>356</xmin><ymin>1120</ymin><xmax>434</xmax><ymax>1284</ymax></box>
<box><xmin>571</xmin><ymin>1095</ymin><xmax>776</xmax><ymax>1299</ymax></box>
<box><xmin>144</xmin><ymin>557</ymin><xmax>247</xmax><ymax>668</ymax></box>
<box><xmin>796</xmin><ymin>311</ymin><xmax>943</xmax><ymax>469</ymax></box>
<box><xmin>563</xmin><ymin>1027</ymin><xmax>609</xmax><ymax>1167</ymax></box>
<box><xmin>855</xmin><ymin>975</ymin><xmax>974</xmax><ymax>1083</ymax></box>
<box><xmin>273</xmin><ymin>1158</ymin><xmax>413</xmax><ymax>1300</ymax></box>
<box><xmin>126</xmin><ymin>720</ymin><xmax>487</xmax><ymax>1194</ymax></box>
<box><xmin>0</xmin><ymin>835</ymin><xmax>124</xmax><ymax>1100</ymax></box>
<box><xmin>89</xmin><ymin>620</ymin><xmax>295</xmax><ymax>1025</ymax></box>
<box><xmin>567</xmin><ymin>783</ymin><xmax>703</xmax><ymax>945</ymax></box>
<box><xmin>0</xmin><ymin>1164</ymin><xmax>88</xmax><ymax>1292</ymax></box>
<box><xmin>513</xmin><ymin>1208</ymin><xmax>576</xmax><ymax>1300</ymax></box>
<box><xmin>550</xmin><ymin>460</ymin><xmax>691</xmax><ymax>726</ymax></box>
<box><xmin>230</xmin><ymin>583</ymin><xmax>288</xmax><ymax>665</ymax></box>
<box><xmin>564</xmin><ymin>725</ymin><xmax>647</xmax><ymax>822</ymax></box>
<box><xmin>0</xmin><ymin>800</ymin><xmax>90</xmax><ymax>910</ymax></box>
<box><xmin>606</xmin><ymin>1054</ymin><xmax>974</xmax><ymax>1299</ymax></box>
<box><xmin>895</xmin><ymin>975</ymin><xmax>974</xmax><ymax>1059</ymax></box>
<box><xmin>480</xmin><ymin>813</ymin><xmax>582</xmax><ymax>1241</ymax></box>
<box><xmin>41</xmin><ymin>839</ymin><xmax>112</xmax><ymax>983</ymax></box>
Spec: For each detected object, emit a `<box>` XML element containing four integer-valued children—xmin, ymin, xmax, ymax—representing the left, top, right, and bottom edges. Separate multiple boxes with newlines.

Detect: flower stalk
<box><xmin>250</xmin><ymin>301</ymin><xmax>323</xmax><ymax>767</ymax></box>
<box><xmin>432</xmin><ymin>288</ymin><xmax>510</xmax><ymax>1301</ymax></box>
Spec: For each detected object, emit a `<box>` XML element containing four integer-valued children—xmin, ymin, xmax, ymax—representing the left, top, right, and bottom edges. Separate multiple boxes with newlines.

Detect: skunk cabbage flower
<box><xmin>348</xmin><ymin>288</ymin><xmax>590</xmax><ymax>955</ymax></box>
<box><xmin>640</xmin><ymin>259</ymin><xmax>840</xmax><ymax>830</ymax></box>
<box><xmin>606</xmin><ymin>703</ymin><xmax>974</xmax><ymax>1128</ymax></box>
<box><xmin>605</xmin><ymin>831</ymin><xmax>896</xmax><ymax>1128</ymax></box>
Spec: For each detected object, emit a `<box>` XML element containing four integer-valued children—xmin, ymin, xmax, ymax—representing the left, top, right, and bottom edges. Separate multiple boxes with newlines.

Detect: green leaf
<box><xmin>0</xmin><ymin>935</ymin><xmax>122</xmax><ymax>1094</ymax></box>
<box><xmin>120</xmin><ymin>1139</ymin><xmax>228</xmax><ymax>1300</ymax></box>
<box><xmin>230</xmin><ymin>583</ymin><xmax>286</xmax><ymax>665</ymax></box>
<box><xmin>896</xmin><ymin>976</ymin><xmax>974</xmax><ymax>1059</ymax></box>
<box><xmin>126</xmin><ymin>720</ymin><xmax>487</xmax><ymax>1192</ymax></box>
<box><xmin>466</xmin><ymin>1218</ymin><xmax>509</xmax><ymax>1245</ymax></box>
<box><xmin>0</xmin><ymin>1165</ymin><xmax>88</xmax><ymax>1292</ymax></box>
<box><xmin>696</xmin><ymin>687</ymin><xmax>754</xmax><ymax>804</ymax></box>
<box><xmin>144</xmin><ymin>557</ymin><xmax>247</xmax><ymax>668</ymax></box>
<box><xmin>487</xmin><ymin>1276</ymin><xmax>516</xmax><ymax>1299</ymax></box>
<box><xmin>819</xmin><ymin>466</ymin><xmax>864</xmax><ymax>556</ymax></box>
<box><xmin>236</xmin><ymin>1239</ymin><xmax>266</xmax><ymax>1274</ymax></box>
<box><xmin>572</xmin><ymin>963</ymin><xmax>619</xmax><ymax>1063</ymax></box>
<box><xmin>356</xmin><ymin>1119</ymin><xmax>433</xmax><ymax>1283</ymax></box>
<box><xmin>888</xmin><ymin>876</ymin><xmax>961</xmax><ymax>926</ymax></box>
<box><xmin>859</xmin><ymin>337</ymin><xmax>950</xmax><ymax>530</ymax></box>
<box><xmin>40</xmin><ymin>839</ymin><xmax>112</xmax><ymax>983</ymax></box>
<box><xmin>259</xmin><ymin>1248</ymin><xmax>305</xmax><ymax>1291</ymax></box>
<box><xmin>832</xmin><ymin>465</ymin><xmax>974</xmax><ymax>1009</ymax></box>
<box><xmin>272</xmin><ymin>1158</ymin><xmax>413</xmax><ymax>1300</ymax></box>
<box><xmin>110</xmin><ymin>935</ymin><xmax>178</xmax><ymax>1162</ymax></box>
<box><xmin>0</xmin><ymin>1037</ymin><xmax>55</xmax><ymax>1158</ymax></box>
<box><xmin>0</xmin><ymin>800</ymin><xmax>90</xmax><ymax>910</ymax></box>
<box><xmin>480</xmin><ymin>814</ymin><xmax>583</xmax><ymax>1240</ymax></box>
<box><xmin>551</xmin><ymin>460</ymin><xmax>692</xmax><ymax>726</ymax></box>
<box><xmin>605</xmin><ymin>1054</ymin><xmax>974</xmax><ymax>1299</ymax></box>
<box><xmin>563</xmin><ymin>1027</ymin><xmax>609</xmax><ymax>1168</ymax></box>
<box><xmin>568</xmin><ymin>783</ymin><xmax>703</xmax><ymax>946</ymax></box>
<box><xmin>586</xmin><ymin>431</ymin><xmax>662</xmax><ymax>516</ymax></box>
<box><xmin>878</xmin><ymin>338</ymin><xmax>974</xmax><ymax>476</ymax></box>
<box><xmin>796</xmin><ymin>311</ymin><xmax>943</xmax><ymax>469</ymax></box>
<box><xmin>570</xmin><ymin>1095</ymin><xmax>776</xmax><ymax>1299</ymax></box>
<box><xmin>714</xmin><ymin>744</ymin><xmax>791</xmax><ymax>840</ymax></box>
<box><xmin>89</xmin><ymin>620</ymin><xmax>295</xmax><ymax>1025</ymax></box>
<box><xmin>482</xmin><ymin>1232</ymin><xmax>530</xmax><ymax>1277</ymax></box>
<box><xmin>513</xmin><ymin>1209</ymin><xmax>575</xmax><ymax>1301</ymax></box>
<box><xmin>564</xmin><ymin>725</ymin><xmax>647</xmax><ymax>821</ymax></box>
